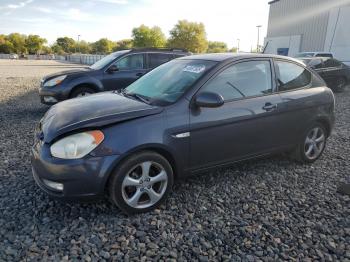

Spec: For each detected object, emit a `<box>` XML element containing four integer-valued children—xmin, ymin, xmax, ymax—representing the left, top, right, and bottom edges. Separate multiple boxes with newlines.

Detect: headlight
<box><xmin>50</xmin><ymin>131</ymin><xmax>104</xmax><ymax>159</ymax></box>
<box><xmin>44</xmin><ymin>75</ymin><xmax>67</xmax><ymax>87</ymax></box>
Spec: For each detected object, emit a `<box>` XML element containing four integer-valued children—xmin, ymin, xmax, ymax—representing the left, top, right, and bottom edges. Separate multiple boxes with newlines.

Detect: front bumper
<box><xmin>31</xmin><ymin>142</ymin><xmax>120</xmax><ymax>200</ymax></box>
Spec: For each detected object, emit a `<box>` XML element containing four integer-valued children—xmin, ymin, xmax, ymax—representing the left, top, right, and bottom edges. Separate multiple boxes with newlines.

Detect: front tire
<box><xmin>293</xmin><ymin>123</ymin><xmax>327</xmax><ymax>163</ymax></box>
<box><xmin>108</xmin><ymin>151</ymin><xmax>174</xmax><ymax>214</ymax></box>
<box><xmin>70</xmin><ymin>86</ymin><xmax>96</xmax><ymax>98</ymax></box>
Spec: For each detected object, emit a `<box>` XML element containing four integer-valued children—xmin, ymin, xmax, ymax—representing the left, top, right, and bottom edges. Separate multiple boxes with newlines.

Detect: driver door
<box><xmin>189</xmin><ymin>59</ymin><xmax>284</xmax><ymax>171</ymax></box>
<box><xmin>102</xmin><ymin>53</ymin><xmax>147</xmax><ymax>91</ymax></box>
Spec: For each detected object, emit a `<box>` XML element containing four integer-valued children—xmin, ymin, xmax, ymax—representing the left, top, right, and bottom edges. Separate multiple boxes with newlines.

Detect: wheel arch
<box><xmin>103</xmin><ymin>144</ymin><xmax>180</xmax><ymax>193</ymax></box>
<box><xmin>69</xmin><ymin>82</ymin><xmax>101</xmax><ymax>98</ymax></box>
<box><xmin>314</xmin><ymin>117</ymin><xmax>332</xmax><ymax>137</ymax></box>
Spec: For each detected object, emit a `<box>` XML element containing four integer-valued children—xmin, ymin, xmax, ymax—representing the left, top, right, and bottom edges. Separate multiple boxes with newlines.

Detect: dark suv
<box><xmin>39</xmin><ymin>48</ymin><xmax>190</xmax><ymax>104</ymax></box>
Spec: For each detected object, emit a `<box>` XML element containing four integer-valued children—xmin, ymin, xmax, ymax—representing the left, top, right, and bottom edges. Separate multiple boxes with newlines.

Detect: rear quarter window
<box><xmin>276</xmin><ymin>60</ymin><xmax>311</xmax><ymax>91</ymax></box>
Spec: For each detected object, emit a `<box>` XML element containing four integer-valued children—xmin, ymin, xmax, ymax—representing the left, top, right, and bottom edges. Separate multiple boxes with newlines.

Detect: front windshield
<box><xmin>90</xmin><ymin>50</ymin><xmax>128</xmax><ymax>70</ymax></box>
<box><xmin>125</xmin><ymin>59</ymin><xmax>217</xmax><ymax>104</ymax></box>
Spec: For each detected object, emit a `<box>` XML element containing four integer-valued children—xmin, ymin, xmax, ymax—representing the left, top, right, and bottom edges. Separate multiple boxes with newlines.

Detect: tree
<box><xmin>167</xmin><ymin>20</ymin><xmax>208</xmax><ymax>53</ymax></box>
<box><xmin>7</xmin><ymin>33</ymin><xmax>27</xmax><ymax>54</ymax></box>
<box><xmin>51</xmin><ymin>44</ymin><xmax>65</xmax><ymax>55</ymax></box>
<box><xmin>41</xmin><ymin>45</ymin><xmax>53</xmax><ymax>54</ymax></box>
<box><xmin>76</xmin><ymin>40</ymin><xmax>92</xmax><ymax>54</ymax></box>
<box><xmin>132</xmin><ymin>25</ymin><xmax>166</xmax><ymax>48</ymax></box>
<box><xmin>207</xmin><ymin>41</ymin><xmax>228</xmax><ymax>53</ymax></box>
<box><xmin>0</xmin><ymin>36</ymin><xmax>14</xmax><ymax>54</ymax></box>
<box><xmin>113</xmin><ymin>39</ymin><xmax>133</xmax><ymax>51</ymax></box>
<box><xmin>56</xmin><ymin>37</ymin><xmax>76</xmax><ymax>53</ymax></box>
<box><xmin>91</xmin><ymin>38</ymin><xmax>115</xmax><ymax>54</ymax></box>
<box><xmin>228</xmin><ymin>47</ymin><xmax>238</xmax><ymax>53</ymax></box>
<box><xmin>25</xmin><ymin>35</ymin><xmax>47</xmax><ymax>54</ymax></box>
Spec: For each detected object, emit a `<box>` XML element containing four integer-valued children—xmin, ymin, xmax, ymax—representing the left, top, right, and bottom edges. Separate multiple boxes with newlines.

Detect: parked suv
<box><xmin>39</xmin><ymin>48</ymin><xmax>190</xmax><ymax>104</ymax></box>
<box><xmin>301</xmin><ymin>57</ymin><xmax>350</xmax><ymax>92</ymax></box>
<box><xmin>32</xmin><ymin>54</ymin><xmax>335</xmax><ymax>214</ymax></box>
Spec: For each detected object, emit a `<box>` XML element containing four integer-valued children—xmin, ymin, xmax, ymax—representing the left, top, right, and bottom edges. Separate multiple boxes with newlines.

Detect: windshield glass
<box><xmin>90</xmin><ymin>50</ymin><xmax>129</xmax><ymax>70</ymax></box>
<box><xmin>125</xmin><ymin>59</ymin><xmax>217</xmax><ymax>104</ymax></box>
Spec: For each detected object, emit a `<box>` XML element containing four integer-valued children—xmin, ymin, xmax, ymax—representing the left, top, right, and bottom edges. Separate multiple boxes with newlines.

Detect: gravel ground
<box><xmin>0</xmin><ymin>59</ymin><xmax>349</xmax><ymax>261</ymax></box>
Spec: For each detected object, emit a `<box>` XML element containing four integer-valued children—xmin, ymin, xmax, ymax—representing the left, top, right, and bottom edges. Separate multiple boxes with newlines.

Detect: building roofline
<box><xmin>268</xmin><ymin>0</ymin><xmax>280</xmax><ymax>4</ymax></box>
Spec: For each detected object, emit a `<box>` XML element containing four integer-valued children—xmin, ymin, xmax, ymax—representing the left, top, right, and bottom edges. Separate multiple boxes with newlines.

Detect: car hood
<box><xmin>43</xmin><ymin>68</ymin><xmax>91</xmax><ymax>81</ymax></box>
<box><xmin>40</xmin><ymin>92</ymin><xmax>163</xmax><ymax>143</ymax></box>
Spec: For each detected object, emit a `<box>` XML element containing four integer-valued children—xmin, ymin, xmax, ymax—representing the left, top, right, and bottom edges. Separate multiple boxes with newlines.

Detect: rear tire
<box><xmin>70</xmin><ymin>86</ymin><xmax>96</xmax><ymax>98</ymax></box>
<box><xmin>292</xmin><ymin>123</ymin><xmax>327</xmax><ymax>164</ymax></box>
<box><xmin>108</xmin><ymin>151</ymin><xmax>174</xmax><ymax>215</ymax></box>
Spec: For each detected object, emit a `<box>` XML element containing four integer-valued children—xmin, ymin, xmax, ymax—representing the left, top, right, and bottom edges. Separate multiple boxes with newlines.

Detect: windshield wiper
<box><xmin>120</xmin><ymin>89</ymin><xmax>150</xmax><ymax>104</ymax></box>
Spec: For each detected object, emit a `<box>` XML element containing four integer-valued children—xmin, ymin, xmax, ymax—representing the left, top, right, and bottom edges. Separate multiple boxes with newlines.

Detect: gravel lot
<box><xmin>0</xmin><ymin>59</ymin><xmax>349</xmax><ymax>261</ymax></box>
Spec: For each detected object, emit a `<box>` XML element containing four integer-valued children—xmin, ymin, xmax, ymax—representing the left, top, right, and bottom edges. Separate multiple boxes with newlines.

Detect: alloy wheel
<box><xmin>304</xmin><ymin>127</ymin><xmax>326</xmax><ymax>160</ymax></box>
<box><xmin>121</xmin><ymin>161</ymin><xmax>168</xmax><ymax>209</ymax></box>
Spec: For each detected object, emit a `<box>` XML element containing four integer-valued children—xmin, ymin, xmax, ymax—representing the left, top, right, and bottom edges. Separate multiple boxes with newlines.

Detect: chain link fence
<box><xmin>0</xmin><ymin>53</ymin><xmax>105</xmax><ymax>65</ymax></box>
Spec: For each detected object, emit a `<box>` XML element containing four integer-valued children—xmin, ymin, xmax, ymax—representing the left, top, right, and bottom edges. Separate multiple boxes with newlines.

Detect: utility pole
<box><xmin>77</xmin><ymin>35</ymin><xmax>81</xmax><ymax>53</ymax></box>
<box><xmin>256</xmin><ymin>25</ymin><xmax>262</xmax><ymax>53</ymax></box>
<box><xmin>237</xmin><ymin>38</ymin><xmax>240</xmax><ymax>53</ymax></box>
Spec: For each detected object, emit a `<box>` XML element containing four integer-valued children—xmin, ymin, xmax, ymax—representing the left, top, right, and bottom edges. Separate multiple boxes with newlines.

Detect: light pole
<box><xmin>256</xmin><ymin>25</ymin><xmax>262</xmax><ymax>53</ymax></box>
<box><xmin>77</xmin><ymin>35</ymin><xmax>81</xmax><ymax>53</ymax></box>
<box><xmin>237</xmin><ymin>38</ymin><xmax>240</xmax><ymax>53</ymax></box>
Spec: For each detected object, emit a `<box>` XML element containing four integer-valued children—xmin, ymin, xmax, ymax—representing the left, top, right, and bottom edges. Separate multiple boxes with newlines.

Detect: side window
<box><xmin>148</xmin><ymin>53</ymin><xmax>173</xmax><ymax>68</ymax></box>
<box><xmin>324</xmin><ymin>58</ymin><xmax>341</xmax><ymax>68</ymax></box>
<box><xmin>276</xmin><ymin>61</ymin><xmax>311</xmax><ymax>91</ymax></box>
<box><xmin>308</xmin><ymin>59</ymin><xmax>323</xmax><ymax>69</ymax></box>
<box><xmin>115</xmin><ymin>54</ymin><xmax>144</xmax><ymax>70</ymax></box>
<box><xmin>202</xmin><ymin>60</ymin><xmax>272</xmax><ymax>101</ymax></box>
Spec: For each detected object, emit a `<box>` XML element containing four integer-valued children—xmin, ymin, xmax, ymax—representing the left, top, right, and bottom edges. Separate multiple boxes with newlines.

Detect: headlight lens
<box><xmin>50</xmin><ymin>130</ymin><xmax>104</xmax><ymax>159</ymax></box>
<box><xmin>44</xmin><ymin>75</ymin><xmax>67</xmax><ymax>87</ymax></box>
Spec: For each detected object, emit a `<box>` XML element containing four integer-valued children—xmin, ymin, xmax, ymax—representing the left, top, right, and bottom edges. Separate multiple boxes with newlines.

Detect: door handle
<box><xmin>262</xmin><ymin>102</ymin><xmax>278</xmax><ymax>111</ymax></box>
<box><xmin>136</xmin><ymin>72</ymin><xmax>144</xmax><ymax>77</ymax></box>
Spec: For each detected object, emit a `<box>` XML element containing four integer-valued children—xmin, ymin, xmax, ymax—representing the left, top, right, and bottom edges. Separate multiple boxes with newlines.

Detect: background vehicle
<box><xmin>39</xmin><ymin>48</ymin><xmax>190</xmax><ymax>104</ymax></box>
<box><xmin>32</xmin><ymin>54</ymin><xmax>335</xmax><ymax>214</ymax></box>
<box><xmin>294</xmin><ymin>52</ymin><xmax>333</xmax><ymax>58</ymax></box>
<box><xmin>9</xmin><ymin>53</ymin><xmax>19</xmax><ymax>59</ymax></box>
<box><xmin>301</xmin><ymin>57</ymin><xmax>350</xmax><ymax>92</ymax></box>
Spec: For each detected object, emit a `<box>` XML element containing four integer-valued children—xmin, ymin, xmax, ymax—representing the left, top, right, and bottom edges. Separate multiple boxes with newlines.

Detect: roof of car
<box><xmin>178</xmin><ymin>53</ymin><xmax>303</xmax><ymax>63</ymax></box>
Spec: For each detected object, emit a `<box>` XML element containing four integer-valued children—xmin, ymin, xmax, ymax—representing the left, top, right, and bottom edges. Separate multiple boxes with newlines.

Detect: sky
<box><xmin>0</xmin><ymin>0</ymin><xmax>271</xmax><ymax>51</ymax></box>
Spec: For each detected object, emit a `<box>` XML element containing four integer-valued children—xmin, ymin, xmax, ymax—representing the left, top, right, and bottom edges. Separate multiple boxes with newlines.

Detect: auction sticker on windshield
<box><xmin>183</xmin><ymin>65</ymin><xmax>206</xmax><ymax>74</ymax></box>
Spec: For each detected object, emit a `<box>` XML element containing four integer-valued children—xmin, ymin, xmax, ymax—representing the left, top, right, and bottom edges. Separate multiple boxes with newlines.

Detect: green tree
<box><xmin>41</xmin><ymin>45</ymin><xmax>52</xmax><ymax>54</ymax></box>
<box><xmin>25</xmin><ymin>35</ymin><xmax>47</xmax><ymax>54</ymax></box>
<box><xmin>229</xmin><ymin>47</ymin><xmax>238</xmax><ymax>53</ymax></box>
<box><xmin>113</xmin><ymin>39</ymin><xmax>133</xmax><ymax>51</ymax></box>
<box><xmin>56</xmin><ymin>37</ymin><xmax>76</xmax><ymax>53</ymax></box>
<box><xmin>51</xmin><ymin>43</ymin><xmax>65</xmax><ymax>55</ymax></box>
<box><xmin>167</xmin><ymin>20</ymin><xmax>208</xmax><ymax>53</ymax></box>
<box><xmin>76</xmin><ymin>40</ymin><xmax>92</xmax><ymax>54</ymax></box>
<box><xmin>132</xmin><ymin>25</ymin><xmax>166</xmax><ymax>48</ymax></box>
<box><xmin>0</xmin><ymin>35</ymin><xmax>14</xmax><ymax>54</ymax></box>
<box><xmin>207</xmin><ymin>41</ymin><xmax>228</xmax><ymax>53</ymax></box>
<box><xmin>91</xmin><ymin>38</ymin><xmax>115</xmax><ymax>54</ymax></box>
<box><xmin>7</xmin><ymin>33</ymin><xmax>27</xmax><ymax>54</ymax></box>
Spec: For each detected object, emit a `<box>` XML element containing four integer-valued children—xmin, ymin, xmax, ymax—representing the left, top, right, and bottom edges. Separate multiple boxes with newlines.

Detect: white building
<box><xmin>264</xmin><ymin>0</ymin><xmax>350</xmax><ymax>63</ymax></box>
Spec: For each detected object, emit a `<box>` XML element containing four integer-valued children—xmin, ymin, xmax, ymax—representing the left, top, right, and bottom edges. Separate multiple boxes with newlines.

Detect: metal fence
<box><xmin>0</xmin><ymin>53</ymin><xmax>105</xmax><ymax>65</ymax></box>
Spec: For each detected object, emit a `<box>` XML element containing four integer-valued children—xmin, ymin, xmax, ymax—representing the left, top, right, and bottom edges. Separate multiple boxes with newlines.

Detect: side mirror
<box><xmin>194</xmin><ymin>92</ymin><xmax>224</xmax><ymax>108</ymax></box>
<box><xmin>107</xmin><ymin>64</ymin><xmax>119</xmax><ymax>73</ymax></box>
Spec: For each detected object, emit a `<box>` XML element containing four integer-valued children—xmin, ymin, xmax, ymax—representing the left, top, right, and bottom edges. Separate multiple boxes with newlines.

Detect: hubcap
<box><xmin>121</xmin><ymin>161</ymin><xmax>168</xmax><ymax>209</ymax></box>
<box><xmin>304</xmin><ymin>127</ymin><xmax>325</xmax><ymax>160</ymax></box>
<box><xmin>76</xmin><ymin>92</ymin><xmax>92</xmax><ymax>97</ymax></box>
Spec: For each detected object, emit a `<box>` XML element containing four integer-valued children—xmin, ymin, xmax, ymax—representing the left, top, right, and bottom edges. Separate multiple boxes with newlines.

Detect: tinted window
<box><xmin>323</xmin><ymin>58</ymin><xmax>342</xmax><ymax>68</ymax></box>
<box><xmin>148</xmin><ymin>53</ymin><xmax>173</xmax><ymax>68</ymax></box>
<box><xmin>202</xmin><ymin>60</ymin><xmax>272</xmax><ymax>100</ymax></box>
<box><xmin>315</xmin><ymin>53</ymin><xmax>333</xmax><ymax>58</ymax></box>
<box><xmin>276</xmin><ymin>61</ymin><xmax>311</xmax><ymax>91</ymax></box>
<box><xmin>115</xmin><ymin>54</ymin><xmax>144</xmax><ymax>70</ymax></box>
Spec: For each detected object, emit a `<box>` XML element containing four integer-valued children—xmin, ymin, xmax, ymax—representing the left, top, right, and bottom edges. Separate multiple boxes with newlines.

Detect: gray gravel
<box><xmin>0</xmin><ymin>59</ymin><xmax>349</xmax><ymax>261</ymax></box>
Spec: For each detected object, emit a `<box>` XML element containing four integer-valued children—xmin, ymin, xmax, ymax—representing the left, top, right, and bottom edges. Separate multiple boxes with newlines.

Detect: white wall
<box><xmin>264</xmin><ymin>35</ymin><xmax>301</xmax><ymax>56</ymax></box>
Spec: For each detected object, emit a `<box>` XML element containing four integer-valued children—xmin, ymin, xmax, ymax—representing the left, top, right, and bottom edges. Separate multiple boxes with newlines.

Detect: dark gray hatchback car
<box><xmin>31</xmin><ymin>53</ymin><xmax>335</xmax><ymax>214</ymax></box>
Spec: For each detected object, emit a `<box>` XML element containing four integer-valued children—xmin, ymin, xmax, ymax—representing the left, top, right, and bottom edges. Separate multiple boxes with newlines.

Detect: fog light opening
<box><xmin>42</xmin><ymin>179</ymin><xmax>64</xmax><ymax>191</ymax></box>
